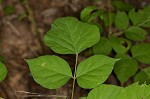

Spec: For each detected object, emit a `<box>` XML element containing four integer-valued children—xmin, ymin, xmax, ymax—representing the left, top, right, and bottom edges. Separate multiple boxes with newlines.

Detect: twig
<box><xmin>24</xmin><ymin>0</ymin><xmax>44</xmax><ymax>52</ymax></box>
<box><xmin>6</xmin><ymin>21</ymin><xmax>20</xmax><ymax>36</ymax></box>
<box><xmin>111</xmin><ymin>30</ymin><xmax>125</xmax><ymax>37</ymax></box>
<box><xmin>15</xmin><ymin>91</ymin><xmax>67</xmax><ymax>98</ymax></box>
<box><xmin>24</xmin><ymin>0</ymin><xmax>36</xmax><ymax>35</ymax></box>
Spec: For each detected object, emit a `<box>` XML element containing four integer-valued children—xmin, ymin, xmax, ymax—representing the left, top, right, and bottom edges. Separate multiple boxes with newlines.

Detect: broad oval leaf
<box><xmin>87</xmin><ymin>83</ymin><xmax>150</xmax><ymax>99</ymax></box>
<box><xmin>134</xmin><ymin>66</ymin><xmax>150</xmax><ymax>84</ymax></box>
<box><xmin>142</xmin><ymin>6</ymin><xmax>150</xmax><ymax>27</ymax></box>
<box><xmin>115</xmin><ymin>83</ymin><xmax>143</xmax><ymax>99</ymax></box>
<box><xmin>44</xmin><ymin>17</ymin><xmax>100</xmax><ymax>54</ymax></box>
<box><xmin>76</xmin><ymin>55</ymin><xmax>119</xmax><ymax>89</ymax></box>
<box><xmin>92</xmin><ymin>37</ymin><xmax>112</xmax><ymax>55</ymax></box>
<box><xmin>129</xmin><ymin>8</ymin><xmax>150</xmax><ymax>27</ymax></box>
<box><xmin>87</xmin><ymin>84</ymin><xmax>122</xmax><ymax>99</ymax></box>
<box><xmin>128</xmin><ymin>9</ymin><xmax>145</xmax><ymax>25</ymax></box>
<box><xmin>26</xmin><ymin>55</ymin><xmax>72</xmax><ymax>89</ymax></box>
<box><xmin>131</xmin><ymin>43</ymin><xmax>150</xmax><ymax>64</ymax></box>
<box><xmin>125</xmin><ymin>26</ymin><xmax>147</xmax><ymax>41</ymax></box>
<box><xmin>110</xmin><ymin>37</ymin><xmax>131</xmax><ymax>54</ymax></box>
<box><xmin>115</xmin><ymin>11</ymin><xmax>129</xmax><ymax>30</ymax></box>
<box><xmin>0</xmin><ymin>61</ymin><xmax>7</xmax><ymax>82</ymax></box>
<box><xmin>112</xmin><ymin>0</ymin><xmax>134</xmax><ymax>12</ymax></box>
<box><xmin>114</xmin><ymin>58</ymin><xmax>138</xmax><ymax>84</ymax></box>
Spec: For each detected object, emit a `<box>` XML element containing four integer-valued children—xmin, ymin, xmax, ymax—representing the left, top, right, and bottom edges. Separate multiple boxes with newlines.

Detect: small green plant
<box><xmin>80</xmin><ymin>1</ymin><xmax>150</xmax><ymax>85</ymax></box>
<box><xmin>26</xmin><ymin>17</ymin><xmax>119</xmax><ymax>98</ymax></box>
<box><xmin>25</xmin><ymin>0</ymin><xmax>150</xmax><ymax>98</ymax></box>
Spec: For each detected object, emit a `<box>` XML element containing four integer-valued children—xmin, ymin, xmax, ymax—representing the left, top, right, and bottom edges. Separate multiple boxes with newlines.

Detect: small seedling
<box><xmin>26</xmin><ymin>17</ymin><xmax>119</xmax><ymax>98</ymax></box>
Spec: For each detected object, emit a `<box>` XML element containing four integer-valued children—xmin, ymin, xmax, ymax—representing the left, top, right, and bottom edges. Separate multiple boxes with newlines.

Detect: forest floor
<box><xmin>0</xmin><ymin>0</ymin><xmax>150</xmax><ymax>99</ymax></box>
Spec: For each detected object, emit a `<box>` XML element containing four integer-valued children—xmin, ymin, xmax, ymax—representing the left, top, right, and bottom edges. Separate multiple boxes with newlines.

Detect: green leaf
<box><xmin>115</xmin><ymin>11</ymin><xmax>129</xmax><ymax>30</ymax></box>
<box><xmin>112</xmin><ymin>0</ymin><xmax>134</xmax><ymax>12</ymax></box>
<box><xmin>0</xmin><ymin>61</ymin><xmax>7</xmax><ymax>82</ymax></box>
<box><xmin>141</xmin><ymin>84</ymin><xmax>150</xmax><ymax>98</ymax></box>
<box><xmin>110</xmin><ymin>37</ymin><xmax>131</xmax><ymax>54</ymax></box>
<box><xmin>134</xmin><ymin>66</ymin><xmax>150</xmax><ymax>84</ymax></box>
<box><xmin>129</xmin><ymin>9</ymin><xmax>144</xmax><ymax>25</ymax></box>
<box><xmin>44</xmin><ymin>17</ymin><xmax>100</xmax><ymax>54</ymax></box>
<box><xmin>129</xmin><ymin>8</ymin><xmax>150</xmax><ymax>28</ymax></box>
<box><xmin>125</xmin><ymin>26</ymin><xmax>147</xmax><ymax>41</ymax></box>
<box><xmin>144</xmin><ymin>5</ymin><xmax>150</xmax><ymax>17</ymax></box>
<box><xmin>114</xmin><ymin>58</ymin><xmax>138</xmax><ymax>84</ymax></box>
<box><xmin>92</xmin><ymin>37</ymin><xmax>112</xmax><ymax>55</ymax></box>
<box><xmin>87</xmin><ymin>84</ymin><xmax>122</xmax><ymax>99</ymax></box>
<box><xmin>115</xmin><ymin>83</ymin><xmax>142</xmax><ymax>99</ymax></box>
<box><xmin>87</xmin><ymin>11</ymin><xmax>101</xmax><ymax>23</ymax></box>
<box><xmin>142</xmin><ymin>6</ymin><xmax>150</xmax><ymax>27</ymax></box>
<box><xmin>86</xmin><ymin>83</ymin><xmax>150</xmax><ymax>99</ymax></box>
<box><xmin>76</xmin><ymin>55</ymin><xmax>119</xmax><ymax>89</ymax></box>
<box><xmin>80</xmin><ymin>6</ymin><xmax>99</xmax><ymax>23</ymax></box>
<box><xmin>80</xmin><ymin>6</ymin><xmax>103</xmax><ymax>31</ymax></box>
<box><xmin>26</xmin><ymin>55</ymin><xmax>72</xmax><ymax>89</ymax></box>
<box><xmin>131</xmin><ymin>44</ymin><xmax>150</xmax><ymax>64</ymax></box>
<box><xmin>115</xmin><ymin>83</ymin><xmax>150</xmax><ymax>99</ymax></box>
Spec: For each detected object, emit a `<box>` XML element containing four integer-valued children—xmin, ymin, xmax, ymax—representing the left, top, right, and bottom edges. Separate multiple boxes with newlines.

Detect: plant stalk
<box><xmin>108</xmin><ymin>0</ymin><xmax>112</xmax><ymax>36</ymax></box>
<box><xmin>24</xmin><ymin>0</ymin><xmax>44</xmax><ymax>52</ymax></box>
<box><xmin>71</xmin><ymin>54</ymin><xmax>78</xmax><ymax>99</ymax></box>
<box><xmin>24</xmin><ymin>0</ymin><xmax>36</xmax><ymax>35</ymax></box>
<box><xmin>112</xmin><ymin>18</ymin><xmax>150</xmax><ymax>37</ymax></box>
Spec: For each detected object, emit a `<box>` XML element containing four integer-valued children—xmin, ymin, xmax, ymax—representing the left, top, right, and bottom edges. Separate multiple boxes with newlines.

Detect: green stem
<box><xmin>111</xmin><ymin>30</ymin><xmax>125</xmax><ymax>37</ymax></box>
<box><xmin>24</xmin><ymin>0</ymin><xmax>36</xmax><ymax>34</ymax></box>
<box><xmin>112</xmin><ymin>18</ymin><xmax>150</xmax><ymax>37</ymax></box>
<box><xmin>108</xmin><ymin>0</ymin><xmax>112</xmax><ymax>36</ymax></box>
<box><xmin>71</xmin><ymin>54</ymin><xmax>78</xmax><ymax>99</ymax></box>
<box><xmin>24</xmin><ymin>0</ymin><xmax>44</xmax><ymax>52</ymax></box>
<box><xmin>108</xmin><ymin>11</ymin><xmax>112</xmax><ymax>35</ymax></box>
<box><xmin>121</xmin><ymin>83</ymin><xmax>124</xmax><ymax>87</ymax></box>
<box><xmin>136</xmin><ymin>18</ymin><xmax>150</xmax><ymax>27</ymax></box>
